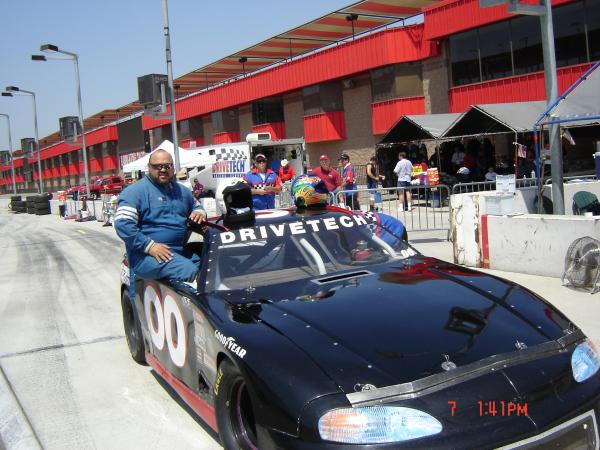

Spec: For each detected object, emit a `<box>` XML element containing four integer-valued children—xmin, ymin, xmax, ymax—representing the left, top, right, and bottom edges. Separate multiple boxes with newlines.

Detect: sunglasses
<box><xmin>256</xmin><ymin>159</ymin><xmax>267</xmax><ymax>163</ymax></box>
<box><xmin>149</xmin><ymin>163</ymin><xmax>174</xmax><ymax>171</ymax></box>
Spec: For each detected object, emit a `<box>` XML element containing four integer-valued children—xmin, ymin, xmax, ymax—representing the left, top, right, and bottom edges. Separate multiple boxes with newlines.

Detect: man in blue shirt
<box><xmin>115</xmin><ymin>149</ymin><xmax>206</xmax><ymax>283</ymax></box>
<box><xmin>243</xmin><ymin>153</ymin><xmax>281</xmax><ymax>210</ymax></box>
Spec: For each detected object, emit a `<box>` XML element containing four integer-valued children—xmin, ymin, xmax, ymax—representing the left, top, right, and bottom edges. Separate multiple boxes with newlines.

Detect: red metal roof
<box><xmin>39</xmin><ymin>0</ymin><xmax>439</xmax><ymax>151</ymax></box>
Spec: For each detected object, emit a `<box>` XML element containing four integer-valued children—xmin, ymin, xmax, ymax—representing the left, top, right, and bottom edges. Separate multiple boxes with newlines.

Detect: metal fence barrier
<box><xmin>451</xmin><ymin>178</ymin><xmax>540</xmax><ymax>195</ymax></box>
<box><xmin>329</xmin><ymin>185</ymin><xmax>451</xmax><ymax>236</ymax></box>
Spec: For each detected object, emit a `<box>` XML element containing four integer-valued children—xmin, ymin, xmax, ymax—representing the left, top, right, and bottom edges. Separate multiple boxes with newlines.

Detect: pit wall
<box><xmin>451</xmin><ymin>181</ymin><xmax>600</xmax><ymax>278</ymax></box>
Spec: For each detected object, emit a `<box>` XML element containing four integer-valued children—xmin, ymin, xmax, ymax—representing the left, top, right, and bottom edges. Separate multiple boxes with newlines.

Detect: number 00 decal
<box><xmin>144</xmin><ymin>285</ymin><xmax>187</xmax><ymax>367</ymax></box>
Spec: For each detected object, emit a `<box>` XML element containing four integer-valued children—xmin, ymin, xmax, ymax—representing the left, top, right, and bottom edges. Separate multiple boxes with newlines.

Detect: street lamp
<box><xmin>32</xmin><ymin>44</ymin><xmax>91</xmax><ymax>198</ymax></box>
<box><xmin>0</xmin><ymin>113</ymin><xmax>17</xmax><ymax>194</ymax></box>
<box><xmin>4</xmin><ymin>86</ymin><xmax>43</xmax><ymax>193</ymax></box>
<box><xmin>162</xmin><ymin>0</ymin><xmax>181</xmax><ymax>172</ymax></box>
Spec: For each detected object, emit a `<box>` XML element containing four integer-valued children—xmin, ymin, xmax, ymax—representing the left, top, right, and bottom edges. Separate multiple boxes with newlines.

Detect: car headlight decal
<box><xmin>571</xmin><ymin>339</ymin><xmax>600</xmax><ymax>383</ymax></box>
<box><xmin>318</xmin><ymin>406</ymin><xmax>442</xmax><ymax>444</ymax></box>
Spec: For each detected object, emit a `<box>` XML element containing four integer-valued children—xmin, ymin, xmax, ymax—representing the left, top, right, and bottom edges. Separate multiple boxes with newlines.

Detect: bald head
<box><xmin>149</xmin><ymin>149</ymin><xmax>173</xmax><ymax>165</ymax></box>
<box><xmin>148</xmin><ymin>149</ymin><xmax>175</xmax><ymax>187</ymax></box>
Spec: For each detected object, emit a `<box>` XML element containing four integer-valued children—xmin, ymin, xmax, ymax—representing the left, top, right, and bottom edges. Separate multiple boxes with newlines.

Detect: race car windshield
<box><xmin>208</xmin><ymin>214</ymin><xmax>417</xmax><ymax>291</ymax></box>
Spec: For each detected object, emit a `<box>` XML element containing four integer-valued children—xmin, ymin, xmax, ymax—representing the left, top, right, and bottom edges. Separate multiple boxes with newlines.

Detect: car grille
<box><xmin>498</xmin><ymin>410</ymin><xmax>598</xmax><ymax>449</ymax></box>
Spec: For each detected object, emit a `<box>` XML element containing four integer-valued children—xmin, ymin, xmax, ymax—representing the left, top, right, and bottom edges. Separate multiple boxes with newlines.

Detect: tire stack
<box><xmin>26</xmin><ymin>195</ymin><xmax>37</xmax><ymax>214</ymax></box>
<box><xmin>33</xmin><ymin>193</ymin><xmax>52</xmax><ymax>215</ymax></box>
<box><xmin>10</xmin><ymin>195</ymin><xmax>26</xmax><ymax>214</ymax></box>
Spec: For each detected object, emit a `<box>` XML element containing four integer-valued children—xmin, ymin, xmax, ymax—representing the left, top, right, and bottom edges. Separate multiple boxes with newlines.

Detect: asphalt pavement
<box><xmin>0</xmin><ymin>209</ymin><xmax>221</xmax><ymax>450</ymax></box>
<box><xmin>0</xmin><ymin>208</ymin><xmax>598</xmax><ymax>449</ymax></box>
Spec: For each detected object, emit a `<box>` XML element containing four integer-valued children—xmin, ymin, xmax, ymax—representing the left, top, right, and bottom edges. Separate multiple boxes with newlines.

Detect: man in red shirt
<box><xmin>278</xmin><ymin>159</ymin><xmax>296</xmax><ymax>182</ymax></box>
<box><xmin>311</xmin><ymin>154</ymin><xmax>341</xmax><ymax>194</ymax></box>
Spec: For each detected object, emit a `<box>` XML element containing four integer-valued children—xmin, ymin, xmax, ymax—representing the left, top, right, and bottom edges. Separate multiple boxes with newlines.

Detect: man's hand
<box><xmin>189</xmin><ymin>210</ymin><xmax>206</xmax><ymax>224</ymax></box>
<box><xmin>149</xmin><ymin>243</ymin><xmax>173</xmax><ymax>263</ymax></box>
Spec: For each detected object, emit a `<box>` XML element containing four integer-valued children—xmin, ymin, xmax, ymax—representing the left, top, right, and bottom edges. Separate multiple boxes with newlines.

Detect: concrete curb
<box><xmin>0</xmin><ymin>365</ymin><xmax>41</xmax><ymax>450</ymax></box>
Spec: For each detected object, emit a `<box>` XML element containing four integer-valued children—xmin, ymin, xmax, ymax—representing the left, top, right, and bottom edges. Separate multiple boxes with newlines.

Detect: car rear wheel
<box><xmin>90</xmin><ymin>191</ymin><xmax>99</xmax><ymax>200</ymax></box>
<box><xmin>121</xmin><ymin>288</ymin><xmax>147</xmax><ymax>365</ymax></box>
<box><xmin>215</xmin><ymin>360</ymin><xmax>258</xmax><ymax>450</ymax></box>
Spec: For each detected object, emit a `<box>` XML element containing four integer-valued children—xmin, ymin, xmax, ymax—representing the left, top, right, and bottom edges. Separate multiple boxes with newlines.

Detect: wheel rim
<box><xmin>230</xmin><ymin>379</ymin><xmax>257</xmax><ymax>450</ymax></box>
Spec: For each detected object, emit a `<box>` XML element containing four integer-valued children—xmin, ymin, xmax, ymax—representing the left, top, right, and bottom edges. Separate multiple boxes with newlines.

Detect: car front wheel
<box><xmin>121</xmin><ymin>288</ymin><xmax>146</xmax><ymax>365</ymax></box>
<box><xmin>215</xmin><ymin>360</ymin><xmax>258</xmax><ymax>450</ymax></box>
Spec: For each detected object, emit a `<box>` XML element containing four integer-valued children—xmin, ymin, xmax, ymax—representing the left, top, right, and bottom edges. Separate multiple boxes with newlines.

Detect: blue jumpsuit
<box><xmin>114</xmin><ymin>175</ymin><xmax>205</xmax><ymax>282</ymax></box>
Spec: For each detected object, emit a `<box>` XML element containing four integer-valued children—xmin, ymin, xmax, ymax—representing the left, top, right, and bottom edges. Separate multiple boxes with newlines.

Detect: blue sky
<box><xmin>0</xmin><ymin>0</ymin><xmax>352</xmax><ymax>151</ymax></box>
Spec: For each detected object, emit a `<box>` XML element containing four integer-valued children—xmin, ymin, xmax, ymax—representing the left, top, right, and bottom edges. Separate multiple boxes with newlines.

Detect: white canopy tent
<box><xmin>538</xmin><ymin>61</ymin><xmax>600</xmax><ymax>128</ymax></box>
<box><xmin>122</xmin><ymin>140</ymin><xmax>206</xmax><ymax>173</ymax></box>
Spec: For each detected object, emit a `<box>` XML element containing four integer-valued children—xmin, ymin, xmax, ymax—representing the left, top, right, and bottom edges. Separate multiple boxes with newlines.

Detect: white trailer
<box><xmin>186</xmin><ymin>134</ymin><xmax>306</xmax><ymax>215</ymax></box>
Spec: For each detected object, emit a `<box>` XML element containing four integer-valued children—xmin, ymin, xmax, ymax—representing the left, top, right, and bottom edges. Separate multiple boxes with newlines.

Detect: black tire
<box><xmin>33</xmin><ymin>195</ymin><xmax>49</xmax><ymax>204</ymax></box>
<box><xmin>35</xmin><ymin>209</ymin><xmax>51</xmax><ymax>215</ymax></box>
<box><xmin>121</xmin><ymin>288</ymin><xmax>147</xmax><ymax>365</ymax></box>
<box><xmin>12</xmin><ymin>201</ymin><xmax>25</xmax><ymax>208</ymax></box>
<box><xmin>90</xmin><ymin>191</ymin><xmax>100</xmax><ymax>200</ymax></box>
<box><xmin>34</xmin><ymin>202</ymin><xmax>50</xmax><ymax>210</ymax></box>
<box><xmin>10</xmin><ymin>195</ymin><xmax>21</xmax><ymax>202</ymax></box>
<box><xmin>215</xmin><ymin>360</ymin><xmax>258</xmax><ymax>450</ymax></box>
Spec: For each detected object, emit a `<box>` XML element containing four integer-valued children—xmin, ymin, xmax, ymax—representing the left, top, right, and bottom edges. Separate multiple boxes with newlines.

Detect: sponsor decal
<box><xmin>211</xmin><ymin>160</ymin><xmax>246</xmax><ymax>178</ymax></box>
<box><xmin>218</xmin><ymin>215</ymin><xmax>369</xmax><ymax>245</ymax></box>
<box><xmin>213</xmin><ymin>366</ymin><xmax>223</xmax><ymax>396</ymax></box>
<box><xmin>144</xmin><ymin>286</ymin><xmax>187</xmax><ymax>367</ymax></box>
<box><xmin>214</xmin><ymin>330</ymin><xmax>247</xmax><ymax>359</ymax></box>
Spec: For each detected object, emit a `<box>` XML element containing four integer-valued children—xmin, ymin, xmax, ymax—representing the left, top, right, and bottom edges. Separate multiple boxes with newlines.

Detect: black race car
<box><xmin>120</xmin><ymin>207</ymin><xmax>600</xmax><ymax>449</ymax></box>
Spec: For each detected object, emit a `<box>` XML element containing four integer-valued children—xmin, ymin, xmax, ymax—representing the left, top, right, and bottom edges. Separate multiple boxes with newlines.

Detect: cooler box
<box><xmin>427</xmin><ymin>168</ymin><xmax>439</xmax><ymax>185</ymax></box>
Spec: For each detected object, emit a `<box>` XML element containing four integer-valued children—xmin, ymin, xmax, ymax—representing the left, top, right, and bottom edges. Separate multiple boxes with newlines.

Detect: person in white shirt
<box><xmin>484</xmin><ymin>166</ymin><xmax>498</xmax><ymax>182</ymax></box>
<box><xmin>393</xmin><ymin>151</ymin><xmax>413</xmax><ymax>212</ymax></box>
<box><xmin>451</xmin><ymin>146</ymin><xmax>465</xmax><ymax>171</ymax></box>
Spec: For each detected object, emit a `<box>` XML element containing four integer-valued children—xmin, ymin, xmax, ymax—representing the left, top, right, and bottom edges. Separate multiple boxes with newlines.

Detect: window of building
<box><xmin>178</xmin><ymin>117</ymin><xmax>204</xmax><ymax>139</ymax></box>
<box><xmin>449</xmin><ymin>29</ymin><xmax>480</xmax><ymax>86</ymax></box>
<box><xmin>510</xmin><ymin>15</ymin><xmax>544</xmax><ymax>76</ymax></box>
<box><xmin>371</xmin><ymin>66</ymin><xmax>396</xmax><ymax>102</ymax></box>
<box><xmin>211</xmin><ymin>108</ymin><xmax>239</xmax><ymax>133</ymax></box>
<box><xmin>554</xmin><ymin>1</ymin><xmax>587</xmax><ymax>67</ymax></box>
<box><xmin>302</xmin><ymin>81</ymin><xmax>343</xmax><ymax>115</ymax></box>
<box><xmin>479</xmin><ymin>22</ymin><xmax>513</xmax><ymax>81</ymax></box>
<box><xmin>152</xmin><ymin>124</ymin><xmax>173</xmax><ymax>143</ymax></box>
<box><xmin>252</xmin><ymin>97</ymin><xmax>284</xmax><ymax>125</ymax></box>
<box><xmin>588</xmin><ymin>0</ymin><xmax>600</xmax><ymax>60</ymax></box>
<box><xmin>371</xmin><ymin>64</ymin><xmax>423</xmax><ymax>101</ymax></box>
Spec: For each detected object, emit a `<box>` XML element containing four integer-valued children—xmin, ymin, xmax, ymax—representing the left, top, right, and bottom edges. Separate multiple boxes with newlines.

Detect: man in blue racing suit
<box><xmin>115</xmin><ymin>149</ymin><xmax>206</xmax><ymax>283</ymax></box>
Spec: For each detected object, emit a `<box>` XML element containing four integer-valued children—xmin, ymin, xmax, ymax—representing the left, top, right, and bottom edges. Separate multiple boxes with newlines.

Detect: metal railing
<box><xmin>451</xmin><ymin>178</ymin><xmax>540</xmax><ymax>195</ymax></box>
<box><xmin>329</xmin><ymin>185</ymin><xmax>451</xmax><ymax>237</ymax></box>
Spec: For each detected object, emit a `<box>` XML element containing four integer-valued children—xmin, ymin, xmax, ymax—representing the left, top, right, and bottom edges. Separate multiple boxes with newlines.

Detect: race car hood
<box><xmin>235</xmin><ymin>256</ymin><xmax>576</xmax><ymax>395</ymax></box>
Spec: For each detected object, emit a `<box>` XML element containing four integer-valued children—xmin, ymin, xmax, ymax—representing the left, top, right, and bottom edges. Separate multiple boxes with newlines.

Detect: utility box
<box><xmin>137</xmin><ymin>74</ymin><xmax>169</xmax><ymax>107</ymax></box>
<box><xmin>21</xmin><ymin>138</ymin><xmax>36</xmax><ymax>156</ymax></box>
<box><xmin>59</xmin><ymin>116</ymin><xmax>81</xmax><ymax>143</ymax></box>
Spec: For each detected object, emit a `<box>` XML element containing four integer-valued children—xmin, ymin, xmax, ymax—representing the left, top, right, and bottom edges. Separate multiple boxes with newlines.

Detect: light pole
<box><xmin>3</xmin><ymin>86</ymin><xmax>43</xmax><ymax>193</ymax></box>
<box><xmin>32</xmin><ymin>44</ymin><xmax>90</xmax><ymax>198</ymax></box>
<box><xmin>0</xmin><ymin>113</ymin><xmax>17</xmax><ymax>194</ymax></box>
<box><xmin>162</xmin><ymin>0</ymin><xmax>180</xmax><ymax>172</ymax></box>
<box><xmin>479</xmin><ymin>0</ymin><xmax>563</xmax><ymax>213</ymax></box>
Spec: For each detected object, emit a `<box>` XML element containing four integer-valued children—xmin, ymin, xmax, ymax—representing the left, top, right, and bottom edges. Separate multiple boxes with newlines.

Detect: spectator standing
<box><xmin>192</xmin><ymin>178</ymin><xmax>205</xmax><ymax>199</ymax></box>
<box><xmin>311</xmin><ymin>155</ymin><xmax>341</xmax><ymax>194</ymax></box>
<box><xmin>243</xmin><ymin>153</ymin><xmax>281</xmax><ymax>210</ymax></box>
<box><xmin>278</xmin><ymin>159</ymin><xmax>296</xmax><ymax>182</ymax></box>
<box><xmin>451</xmin><ymin>146</ymin><xmax>466</xmax><ymax>172</ymax></box>
<box><xmin>393</xmin><ymin>151</ymin><xmax>413</xmax><ymax>212</ymax></box>
<box><xmin>484</xmin><ymin>166</ymin><xmax>498</xmax><ymax>182</ymax></box>
<box><xmin>339</xmin><ymin>153</ymin><xmax>359</xmax><ymax>209</ymax></box>
<box><xmin>366</xmin><ymin>155</ymin><xmax>383</xmax><ymax>211</ymax></box>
